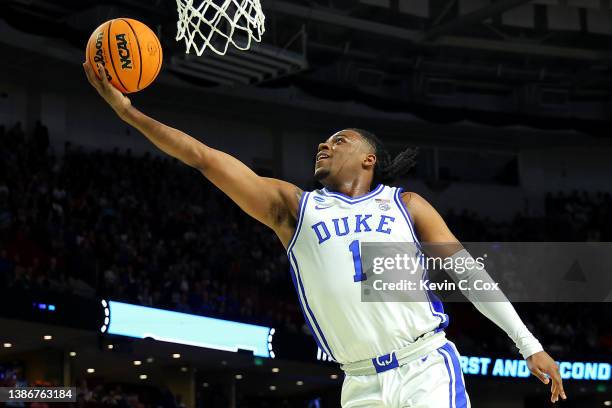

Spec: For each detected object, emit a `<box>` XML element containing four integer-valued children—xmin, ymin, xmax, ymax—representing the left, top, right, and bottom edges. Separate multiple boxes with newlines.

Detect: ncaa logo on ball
<box><xmin>115</xmin><ymin>34</ymin><xmax>132</xmax><ymax>69</ymax></box>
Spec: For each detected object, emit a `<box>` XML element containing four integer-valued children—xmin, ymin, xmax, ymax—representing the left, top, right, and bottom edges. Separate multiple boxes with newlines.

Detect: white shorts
<box><xmin>341</xmin><ymin>341</ymin><xmax>471</xmax><ymax>408</ymax></box>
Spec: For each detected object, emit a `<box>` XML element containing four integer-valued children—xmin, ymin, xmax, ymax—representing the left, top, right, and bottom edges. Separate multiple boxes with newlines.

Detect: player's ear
<box><xmin>363</xmin><ymin>153</ymin><xmax>376</xmax><ymax>170</ymax></box>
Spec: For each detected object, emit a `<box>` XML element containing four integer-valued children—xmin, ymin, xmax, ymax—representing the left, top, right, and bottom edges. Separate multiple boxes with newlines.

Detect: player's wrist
<box><xmin>114</xmin><ymin>98</ymin><xmax>133</xmax><ymax>121</ymax></box>
<box><xmin>519</xmin><ymin>339</ymin><xmax>544</xmax><ymax>360</ymax></box>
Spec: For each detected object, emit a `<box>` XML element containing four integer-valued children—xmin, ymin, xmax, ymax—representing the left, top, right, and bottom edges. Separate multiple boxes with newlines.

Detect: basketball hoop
<box><xmin>175</xmin><ymin>0</ymin><xmax>265</xmax><ymax>56</ymax></box>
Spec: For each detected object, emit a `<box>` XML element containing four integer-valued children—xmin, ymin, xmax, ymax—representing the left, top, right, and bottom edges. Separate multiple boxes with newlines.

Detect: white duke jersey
<box><xmin>287</xmin><ymin>184</ymin><xmax>449</xmax><ymax>364</ymax></box>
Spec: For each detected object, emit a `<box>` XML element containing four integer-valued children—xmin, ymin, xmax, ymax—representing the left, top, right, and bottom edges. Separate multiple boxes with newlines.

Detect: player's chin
<box><xmin>314</xmin><ymin>166</ymin><xmax>330</xmax><ymax>181</ymax></box>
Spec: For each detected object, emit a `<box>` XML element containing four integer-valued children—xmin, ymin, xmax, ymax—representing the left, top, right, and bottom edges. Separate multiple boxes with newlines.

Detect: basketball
<box><xmin>85</xmin><ymin>18</ymin><xmax>162</xmax><ymax>93</ymax></box>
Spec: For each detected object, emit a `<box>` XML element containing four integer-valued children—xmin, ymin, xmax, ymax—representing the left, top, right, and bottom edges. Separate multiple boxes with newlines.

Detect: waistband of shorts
<box><xmin>340</xmin><ymin>331</ymin><xmax>447</xmax><ymax>376</ymax></box>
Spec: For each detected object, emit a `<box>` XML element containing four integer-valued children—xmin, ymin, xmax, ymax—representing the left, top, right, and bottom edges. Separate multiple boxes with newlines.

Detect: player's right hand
<box><xmin>83</xmin><ymin>61</ymin><xmax>131</xmax><ymax>117</ymax></box>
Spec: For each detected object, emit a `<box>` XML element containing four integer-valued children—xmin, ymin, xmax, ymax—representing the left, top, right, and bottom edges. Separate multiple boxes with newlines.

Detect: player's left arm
<box><xmin>402</xmin><ymin>191</ymin><xmax>567</xmax><ymax>404</ymax></box>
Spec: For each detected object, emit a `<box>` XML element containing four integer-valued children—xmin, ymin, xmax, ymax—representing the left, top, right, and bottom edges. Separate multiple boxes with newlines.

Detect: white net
<box><xmin>176</xmin><ymin>0</ymin><xmax>266</xmax><ymax>56</ymax></box>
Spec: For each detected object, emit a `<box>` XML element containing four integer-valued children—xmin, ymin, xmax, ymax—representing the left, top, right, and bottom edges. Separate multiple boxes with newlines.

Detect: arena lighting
<box><xmin>133</xmin><ymin>360</ymin><xmax>142</xmax><ymax>366</ymax></box>
<box><xmin>105</xmin><ymin>301</ymin><xmax>272</xmax><ymax>357</ymax></box>
<box><xmin>172</xmin><ymin>353</ymin><xmax>181</xmax><ymax>359</ymax></box>
<box><xmin>139</xmin><ymin>374</ymin><xmax>147</xmax><ymax>380</ymax></box>
<box><xmin>202</xmin><ymin>383</ymin><xmax>209</xmax><ymax>388</ymax></box>
<box><xmin>3</xmin><ymin>343</ymin><xmax>12</xmax><ymax>348</ymax></box>
<box><xmin>33</xmin><ymin>302</ymin><xmax>56</xmax><ymax>312</ymax></box>
<box><xmin>460</xmin><ymin>356</ymin><xmax>611</xmax><ymax>381</ymax></box>
<box><xmin>267</xmin><ymin>328</ymin><xmax>275</xmax><ymax>358</ymax></box>
<box><xmin>87</xmin><ymin>368</ymin><xmax>95</xmax><ymax>373</ymax></box>
<box><xmin>180</xmin><ymin>367</ymin><xmax>188</xmax><ymax>372</ymax></box>
<box><xmin>296</xmin><ymin>381</ymin><xmax>304</xmax><ymax>386</ymax></box>
<box><xmin>107</xmin><ymin>344</ymin><xmax>114</xmax><ymax>350</ymax></box>
<box><xmin>69</xmin><ymin>351</ymin><xmax>76</xmax><ymax>357</ymax></box>
<box><xmin>603</xmin><ymin>401</ymin><xmax>611</xmax><ymax>406</ymax></box>
<box><xmin>235</xmin><ymin>374</ymin><xmax>243</xmax><ymax>380</ymax></box>
<box><xmin>43</xmin><ymin>335</ymin><xmax>52</xmax><ymax>340</ymax></box>
<box><xmin>316</xmin><ymin>347</ymin><xmax>334</xmax><ymax>362</ymax></box>
<box><xmin>330</xmin><ymin>374</ymin><xmax>338</xmax><ymax>379</ymax></box>
<box><xmin>100</xmin><ymin>299</ymin><xmax>110</xmax><ymax>333</ymax></box>
<box><xmin>272</xmin><ymin>367</ymin><xmax>280</xmax><ymax>373</ymax></box>
<box><xmin>269</xmin><ymin>385</ymin><xmax>276</xmax><ymax>391</ymax></box>
<box><xmin>146</xmin><ymin>357</ymin><xmax>154</xmax><ymax>363</ymax></box>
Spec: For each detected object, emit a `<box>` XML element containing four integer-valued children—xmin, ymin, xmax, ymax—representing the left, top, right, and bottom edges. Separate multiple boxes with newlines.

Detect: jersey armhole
<box><xmin>393</xmin><ymin>187</ymin><xmax>423</xmax><ymax>250</ymax></box>
<box><xmin>286</xmin><ymin>191</ymin><xmax>310</xmax><ymax>254</ymax></box>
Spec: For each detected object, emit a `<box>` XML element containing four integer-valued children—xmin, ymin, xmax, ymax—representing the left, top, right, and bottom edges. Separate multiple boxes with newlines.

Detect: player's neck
<box><xmin>325</xmin><ymin>178</ymin><xmax>374</xmax><ymax>198</ymax></box>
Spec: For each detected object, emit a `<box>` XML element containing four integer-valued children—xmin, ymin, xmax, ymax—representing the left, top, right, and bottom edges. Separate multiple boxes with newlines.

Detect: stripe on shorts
<box><xmin>438</xmin><ymin>343</ymin><xmax>468</xmax><ymax>408</ymax></box>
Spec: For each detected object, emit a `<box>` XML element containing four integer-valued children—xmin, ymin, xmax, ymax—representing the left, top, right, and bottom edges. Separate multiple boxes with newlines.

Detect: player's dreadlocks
<box><xmin>348</xmin><ymin>128</ymin><xmax>418</xmax><ymax>187</ymax></box>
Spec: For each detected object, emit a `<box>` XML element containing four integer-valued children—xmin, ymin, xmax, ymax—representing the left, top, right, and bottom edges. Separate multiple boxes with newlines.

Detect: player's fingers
<box><xmin>82</xmin><ymin>62</ymin><xmax>97</xmax><ymax>85</ymax></box>
<box><xmin>83</xmin><ymin>62</ymin><xmax>103</xmax><ymax>92</ymax></box>
<box><xmin>545</xmin><ymin>364</ymin><xmax>566</xmax><ymax>403</ymax></box>
<box><xmin>95</xmin><ymin>63</ymin><xmax>110</xmax><ymax>87</ymax></box>
<box><xmin>531</xmin><ymin>367</ymin><xmax>550</xmax><ymax>385</ymax></box>
<box><xmin>551</xmin><ymin>369</ymin><xmax>567</xmax><ymax>400</ymax></box>
<box><xmin>550</xmin><ymin>377</ymin><xmax>559</xmax><ymax>403</ymax></box>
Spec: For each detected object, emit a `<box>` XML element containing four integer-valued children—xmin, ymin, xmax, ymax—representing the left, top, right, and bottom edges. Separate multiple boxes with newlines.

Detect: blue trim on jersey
<box><xmin>393</xmin><ymin>187</ymin><xmax>422</xmax><ymax>251</ymax></box>
<box><xmin>420</xmin><ymin>266</ymin><xmax>450</xmax><ymax>330</ymax></box>
<box><xmin>284</xmin><ymin>191</ymin><xmax>336</xmax><ymax>359</ymax></box>
<box><xmin>288</xmin><ymin>252</ymin><xmax>337</xmax><ymax>361</ymax></box>
<box><xmin>428</xmin><ymin>284</ymin><xmax>450</xmax><ymax>329</ymax></box>
<box><xmin>321</xmin><ymin>183</ymin><xmax>384</xmax><ymax>204</ymax></box>
<box><xmin>394</xmin><ymin>187</ymin><xmax>449</xmax><ymax>331</ymax></box>
<box><xmin>439</xmin><ymin>343</ymin><xmax>468</xmax><ymax>408</ymax></box>
<box><xmin>419</xmin><ymin>266</ymin><xmax>449</xmax><ymax>329</ymax></box>
<box><xmin>286</xmin><ymin>191</ymin><xmax>310</xmax><ymax>254</ymax></box>
<box><xmin>288</xmin><ymin>262</ymin><xmax>331</xmax><ymax>358</ymax></box>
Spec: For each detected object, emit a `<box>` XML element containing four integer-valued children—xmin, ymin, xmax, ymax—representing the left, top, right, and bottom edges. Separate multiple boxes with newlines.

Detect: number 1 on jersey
<box><xmin>349</xmin><ymin>240</ymin><xmax>366</xmax><ymax>282</ymax></box>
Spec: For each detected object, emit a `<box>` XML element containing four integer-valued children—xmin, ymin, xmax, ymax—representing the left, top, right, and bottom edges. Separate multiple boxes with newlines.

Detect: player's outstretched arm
<box><xmin>402</xmin><ymin>191</ymin><xmax>567</xmax><ymax>404</ymax></box>
<box><xmin>83</xmin><ymin>61</ymin><xmax>300</xmax><ymax>242</ymax></box>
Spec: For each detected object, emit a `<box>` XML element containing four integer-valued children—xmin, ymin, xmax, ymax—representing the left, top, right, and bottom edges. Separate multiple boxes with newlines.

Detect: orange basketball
<box><xmin>86</xmin><ymin>18</ymin><xmax>162</xmax><ymax>93</ymax></box>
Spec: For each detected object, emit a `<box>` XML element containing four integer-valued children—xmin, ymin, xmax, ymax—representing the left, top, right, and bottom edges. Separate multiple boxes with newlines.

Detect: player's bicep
<box><xmin>402</xmin><ymin>192</ymin><xmax>462</xmax><ymax>258</ymax></box>
<box><xmin>198</xmin><ymin>147</ymin><xmax>298</xmax><ymax>229</ymax></box>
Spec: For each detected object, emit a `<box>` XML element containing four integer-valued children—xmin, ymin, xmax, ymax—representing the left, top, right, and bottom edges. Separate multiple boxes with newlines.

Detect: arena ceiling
<box><xmin>2</xmin><ymin>0</ymin><xmax>612</xmax><ymax>129</ymax></box>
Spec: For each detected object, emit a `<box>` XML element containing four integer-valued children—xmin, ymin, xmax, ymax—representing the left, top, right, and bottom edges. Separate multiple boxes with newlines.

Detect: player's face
<box><xmin>314</xmin><ymin>129</ymin><xmax>374</xmax><ymax>185</ymax></box>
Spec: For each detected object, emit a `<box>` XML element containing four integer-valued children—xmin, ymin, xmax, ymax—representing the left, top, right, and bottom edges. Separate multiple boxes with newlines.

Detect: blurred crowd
<box><xmin>0</xmin><ymin>121</ymin><xmax>302</xmax><ymax>332</ymax></box>
<box><xmin>445</xmin><ymin>190</ymin><xmax>611</xmax><ymax>241</ymax></box>
<box><xmin>0</xmin><ymin>121</ymin><xmax>610</xmax><ymax>356</ymax></box>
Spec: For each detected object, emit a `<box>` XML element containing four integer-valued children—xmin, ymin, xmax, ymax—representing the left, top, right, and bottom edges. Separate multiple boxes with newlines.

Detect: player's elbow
<box><xmin>191</xmin><ymin>145</ymin><xmax>213</xmax><ymax>172</ymax></box>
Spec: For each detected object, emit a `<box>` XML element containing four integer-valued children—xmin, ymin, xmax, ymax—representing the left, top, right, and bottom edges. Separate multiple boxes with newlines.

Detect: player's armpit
<box><xmin>400</xmin><ymin>191</ymin><xmax>462</xmax><ymax>257</ymax></box>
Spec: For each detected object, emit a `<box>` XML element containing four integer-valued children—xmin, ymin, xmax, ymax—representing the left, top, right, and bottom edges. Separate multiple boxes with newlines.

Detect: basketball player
<box><xmin>84</xmin><ymin>61</ymin><xmax>566</xmax><ymax>407</ymax></box>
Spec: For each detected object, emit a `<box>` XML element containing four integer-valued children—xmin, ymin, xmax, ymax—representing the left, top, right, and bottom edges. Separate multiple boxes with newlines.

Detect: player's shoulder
<box><xmin>399</xmin><ymin>190</ymin><xmax>428</xmax><ymax>206</ymax></box>
<box><xmin>398</xmin><ymin>190</ymin><xmax>440</xmax><ymax>221</ymax></box>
